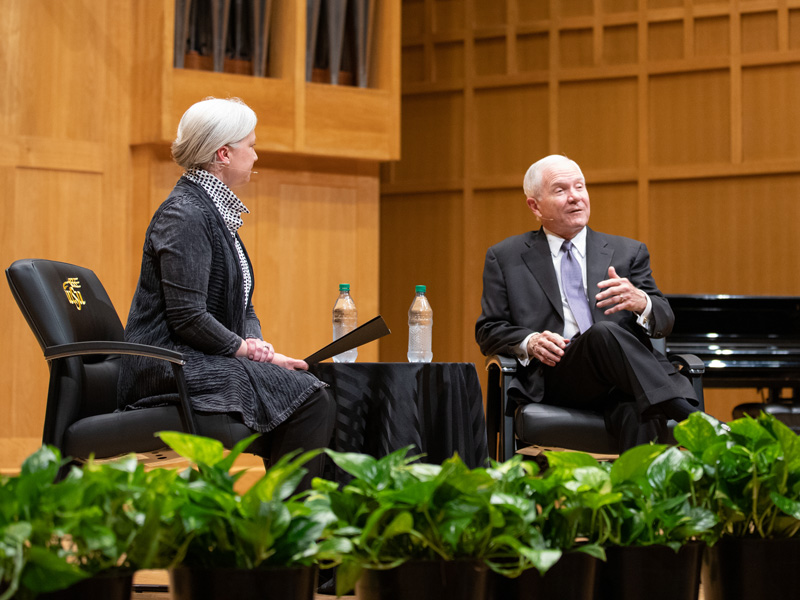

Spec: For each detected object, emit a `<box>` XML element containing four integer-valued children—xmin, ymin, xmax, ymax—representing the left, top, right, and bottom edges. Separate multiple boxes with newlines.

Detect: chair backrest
<box><xmin>6</xmin><ymin>259</ymin><xmax>124</xmax><ymax>350</ymax></box>
<box><xmin>6</xmin><ymin>258</ymin><xmax>125</xmax><ymax>448</ymax></box>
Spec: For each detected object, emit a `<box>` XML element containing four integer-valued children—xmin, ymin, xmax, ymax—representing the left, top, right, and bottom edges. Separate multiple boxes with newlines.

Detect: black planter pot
<box><xmin>488</xmin><ymin>551</ymin><xmax>597</xmax><ymax>600</ymax></box>
<box><xmin>170</xmin><ymin>565</ymin><xmax>316</xmax><ymax>600</ymax></box>
<box><xmin>36</xmin><ymin>573</ymin><xmax>133</xmax><ymax>600</ymax></box>
<box><xmin>702</xmin><ymin>537</ymin><xmax>800</xmax><ymax>600</ymax></box>
<box><xmin>594</xmin><ymin>543</ymin><xmax>703</xmax><ymax>600</ymax></box>
<box><xmin>356</xmin><ymin>560</ymin><xmax>488</xmax><ymax>600</ymax></box>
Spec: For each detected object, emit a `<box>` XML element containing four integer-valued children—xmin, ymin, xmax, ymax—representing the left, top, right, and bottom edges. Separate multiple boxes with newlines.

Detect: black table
<box><xmin>310</xmin><ymin>362</ymin><xmax>489</xmax><ymax>469</ymax></box>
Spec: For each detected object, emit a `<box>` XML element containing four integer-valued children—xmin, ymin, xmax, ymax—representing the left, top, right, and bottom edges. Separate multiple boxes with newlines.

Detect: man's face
<box><xmin>526</xmin><ymin>159</ymin><xmax>590</xmax><ymax>240</ymax></box>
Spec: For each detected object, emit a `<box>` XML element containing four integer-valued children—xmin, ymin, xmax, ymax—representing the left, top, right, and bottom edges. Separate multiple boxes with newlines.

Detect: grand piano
<box><xmin>665</xmin><ymin>294</ymin><xmax>800</xmax><ymax>428</ymax></box>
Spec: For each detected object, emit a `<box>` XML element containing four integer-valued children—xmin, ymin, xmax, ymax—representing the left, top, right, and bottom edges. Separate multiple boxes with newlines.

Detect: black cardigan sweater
<box><xmin>117</xmin><ymin>178</ymin><xmax>323</xmax><ymax>432</ymax></box>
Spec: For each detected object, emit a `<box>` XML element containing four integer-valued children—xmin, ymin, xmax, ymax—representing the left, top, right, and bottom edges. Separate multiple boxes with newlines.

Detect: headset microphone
<box><xmin>222</xmin><ymin>164</ymin><xmax>258</xmax><ymax>174</ymax></box>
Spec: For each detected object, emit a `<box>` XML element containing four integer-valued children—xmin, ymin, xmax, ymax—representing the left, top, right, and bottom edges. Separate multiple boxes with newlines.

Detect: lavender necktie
<box><xmin>560</xmin><ymin>240</ymin><xmax>593</xmax><ymax>334</ymax></box>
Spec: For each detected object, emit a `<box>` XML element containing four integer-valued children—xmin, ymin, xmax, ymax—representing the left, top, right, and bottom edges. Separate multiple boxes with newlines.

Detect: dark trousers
<box><xmin>543</xmin><ymin>321</ymin><xmax>698</xmax><ymax>452</ymax></box>
<box><xmin>264</xmin><ymin>386</ymin><xmax>337</xmax><ymax>490</ymax></box>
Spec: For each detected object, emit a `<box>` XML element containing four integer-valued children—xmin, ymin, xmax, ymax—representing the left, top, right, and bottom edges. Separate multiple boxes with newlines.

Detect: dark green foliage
<box><xmin>535</xmin><ymin>443</ymin><xmax>716</xmax><ymax>552</ymax></box>
<box><xmin>309</xmin><ymin>448</ymin><xmax>561</xmax><ymax>595</ymax></box>
<box><xmin>155</xmin><ymin>431</ymin><xmax>327</xmax><ymax>569</ymax></box>
<box><xmin>675</xmin><ymin>411</ymin><xmax>800</xmax><ymax>539</ymax></box>
<box><xmin>0</xmin><ymin>432</ymin><xmax>324</xmax><ymax>599</ymax></box>
<box><xmin>4</xmin><ymin>410</ymin><xmax>800</xmax><ymax>599</ymax></box>
<box><xmin>0</xmin><ymin>447</ymin><xmax>170</xmax><ymax>599</ymax></box>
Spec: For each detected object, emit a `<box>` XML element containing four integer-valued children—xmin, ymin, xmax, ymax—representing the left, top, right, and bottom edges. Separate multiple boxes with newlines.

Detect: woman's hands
<box><xmin>236</xmin><ymin>337</ymin><xmax>274</xmax><ymax>362</ymax></box>
<box><xmin>270</xmin><ymin>353</ymin><xmax>309</xmax><ymax>371</ymax></box>
<box><xmin>236</xmin><ymin>338</ymin><xmax>308</xmax><ymax>371</ymax></box>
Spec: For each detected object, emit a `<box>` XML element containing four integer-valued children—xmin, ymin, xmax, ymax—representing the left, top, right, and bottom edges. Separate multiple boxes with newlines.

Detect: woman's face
<box><xmin>219</xmin><ymin>130</ymin><xmax>258</xmax><ymax>188</ymax></box>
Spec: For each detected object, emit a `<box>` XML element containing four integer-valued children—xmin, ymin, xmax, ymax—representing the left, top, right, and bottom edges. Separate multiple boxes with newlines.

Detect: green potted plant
<box><xmin>154</xmin><ymin>431</ymin><xmax>328</xmax><ymax>600</ymax></box>
<box><xmin>486</xmin><ymin>451</ymin><xmax>607</xmax><ymax>600</ymax></box>
<box><xmin>0</xmin><ymin>445</ymin><xmax>169</xmax><ymax>600</ymax></box>
<box><xmin>581</xmin><ymin>443</ymin><xmax>717</xmax><ymax>600</ymax></box>
<box><xmin>494</xmin><ymin>444</ymin><xmax>713</xmax><ymax>600</ymax></box>
<box><xmin>309</xmin><ymin>447</ymin><xmax>561</xmax><ymax>600</ymax></box>
<box><xmin>674</xmin><ymin>411</ymin><xmax>800</xmax><ymax>600</ymax></box>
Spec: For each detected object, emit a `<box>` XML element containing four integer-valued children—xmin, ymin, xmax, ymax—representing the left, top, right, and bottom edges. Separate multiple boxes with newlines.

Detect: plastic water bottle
<box><xmin>332</xmin><ymin>283</ymin><xmax>358</xmax><ymax>363</ymax></box>
<box><xmin>407</xmin><ymin>284</ymin><xmax>433</xmax><ymax>363</ymax></box>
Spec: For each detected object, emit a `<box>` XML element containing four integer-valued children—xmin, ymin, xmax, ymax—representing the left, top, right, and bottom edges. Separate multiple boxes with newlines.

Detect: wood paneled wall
<box><xmin>0</xmin><ymin>0</ymin><xmax>394</xmax><ymax>472</ymax></box>
<box><xmin>1</xmin><ymin>0</ymin><xmax>135</xmax><ymax>470</ymax></box>
<box><xmin>380</xmin><ymin>0</ymin><xmax>800</xmax><ymax>420</ymax></box>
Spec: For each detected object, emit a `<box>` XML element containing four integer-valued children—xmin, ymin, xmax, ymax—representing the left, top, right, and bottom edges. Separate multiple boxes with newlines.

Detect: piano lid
<box><xmin>667</xmin><ymin>294</ymin><xmax>800</xmax><ymax>342</ymax></box>
<box><xmin>666</xmin><ymin>295</ymin><xmax>800</xmax><ymax>389</ymax></box>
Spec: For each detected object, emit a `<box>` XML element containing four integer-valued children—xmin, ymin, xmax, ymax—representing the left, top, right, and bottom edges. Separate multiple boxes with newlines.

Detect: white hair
<box><xmin>523</xmin><ymin>155</ymin><xmax>582</xmax><ymax>198</ymax></box>
<box><xmin>171</xmin><ymin>97</ymin><xmax>257</xmax><ymax>169</ymax></box>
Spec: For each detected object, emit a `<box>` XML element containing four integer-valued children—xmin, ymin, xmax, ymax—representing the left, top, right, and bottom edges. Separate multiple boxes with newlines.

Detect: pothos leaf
<box><xmin>20</xmin><ymin>546</ymin><xmax>88</xmax><ymax>593</ymax></box>
<box><xmin>771</xmin><ymin>492</ymin><xmax>800</xmax><ymax>520</ymax></box>
<box><xmin>673</xmin><ymin>412</ymin><xmax>725</xmax><ymax>453</ymax></box>
<box><xmin>157</xmin><ymin>431</ymin><xmax>227</xmax><ymax>467</ymax></box>
<box><xmin>610</xmin><ymin>444</ymin><xmax>668</xmax><ymax>486</ymax></box>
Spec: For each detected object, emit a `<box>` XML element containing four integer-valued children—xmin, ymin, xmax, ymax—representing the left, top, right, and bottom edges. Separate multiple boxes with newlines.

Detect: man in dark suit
<box><xmin>475</xmin><ymin>155</ymin><xmax>698</xmax><ymax>450</ymax></box>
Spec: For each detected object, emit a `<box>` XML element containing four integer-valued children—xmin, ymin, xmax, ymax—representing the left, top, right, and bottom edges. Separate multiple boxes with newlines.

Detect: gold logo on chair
<box><xmin>63</xmin><ymin>278</ymin><xmax>86</xmax><ymax>311</ymax></box>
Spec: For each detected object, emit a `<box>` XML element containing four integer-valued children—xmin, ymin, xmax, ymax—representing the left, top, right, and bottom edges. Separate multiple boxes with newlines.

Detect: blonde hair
<box><xmin>523</xmin><ymin>155</ymin><xmax>582</xmax><ymax>198</ymax></box>
<box><xmin>171</xmin><ymin>97</ymin><xmax>257</xmax><ymax>169</ymax></box>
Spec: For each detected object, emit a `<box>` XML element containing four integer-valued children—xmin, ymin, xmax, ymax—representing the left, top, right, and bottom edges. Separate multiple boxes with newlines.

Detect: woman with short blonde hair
<box><xmin>118</xmin><ymin>97</ymin><xmax>335</xmax><ymax>490</ymax></box>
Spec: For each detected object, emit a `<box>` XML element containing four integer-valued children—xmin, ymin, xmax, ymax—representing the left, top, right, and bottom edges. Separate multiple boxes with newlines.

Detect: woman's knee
<box><xmin>308</xmin><ymin>387</ymin><xmax>336</xmax><ymax>423</ymax></box>
<box><xmin>298</xmin><ymin>387</ymin><xmax>337</xmax><ymax>440</ymax></box>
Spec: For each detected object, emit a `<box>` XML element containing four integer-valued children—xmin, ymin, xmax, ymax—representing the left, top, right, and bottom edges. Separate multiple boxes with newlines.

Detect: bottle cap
<box><xmin>339</xmin><ymin>283</ymin><xmax>350</xmax><ymax>292</ymax></box>
<box><xmin>415</xmin><ymin>284</ymin><xmax>426</xmax><ymax>294</ymax></box>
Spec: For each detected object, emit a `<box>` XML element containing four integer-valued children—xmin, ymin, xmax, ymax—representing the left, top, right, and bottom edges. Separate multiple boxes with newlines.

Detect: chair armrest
<box><xmin>485</xmin><ymin>354</ymin><xmax>517</xmax><ymax>373</ymax></box>
<box><xmin>668</xmin><ymin>352</ymin><xmax>705</xmax><ymax>377</ymax></box>
<box><xmin>44</xmin><ymin>341</ymin><xmax>185</xmax><ymax>364</ymax></box>
<box><xmin>485</xmin><ymin>355</ymin><xmax>517</xmax><ymax>461</ymax></box>
<box><xmin>668</xmin><ymin>352</ymin><xmax>706</xmax><ymax>412</ymax></box>
<box><xmin>44</xmin><ymin>341</ymin><xmax>198</xmax><ymax>436</ymax></box>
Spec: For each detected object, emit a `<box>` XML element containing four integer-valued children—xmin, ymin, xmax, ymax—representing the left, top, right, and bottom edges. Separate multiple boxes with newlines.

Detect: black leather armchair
<box><xmin>485</xmin><ymin>338</ymin><xmax>706</xmax><ymax>461</ymax></box>
<box><xmin>6</xmin><ymin>258</ymin><xmax>270</xmax><ymax>467</ymax></box>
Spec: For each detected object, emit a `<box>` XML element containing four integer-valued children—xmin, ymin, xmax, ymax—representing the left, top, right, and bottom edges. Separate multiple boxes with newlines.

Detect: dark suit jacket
<box><xmin>475</xmin><ymin>227</ymin><xmax>674</xmax><ymax>403</ymax></box>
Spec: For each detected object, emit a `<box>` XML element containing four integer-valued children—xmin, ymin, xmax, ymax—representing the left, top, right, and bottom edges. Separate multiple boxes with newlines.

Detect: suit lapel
<box><xmin>521</xmin><ymin>229</ymin><xmax>563</xmax><ymax>318</ymax></box>
<box><xmin>586</xmin><ymin>228</ymin><xmax>614</xmax><ymax>322</ymax></box>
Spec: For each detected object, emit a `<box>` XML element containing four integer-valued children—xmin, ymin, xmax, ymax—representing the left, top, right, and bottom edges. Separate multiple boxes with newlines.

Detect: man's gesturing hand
<box><xmin>596</xmin><ymin>266</ymin><xmax>647</xmax><ymax>315</ymax></box>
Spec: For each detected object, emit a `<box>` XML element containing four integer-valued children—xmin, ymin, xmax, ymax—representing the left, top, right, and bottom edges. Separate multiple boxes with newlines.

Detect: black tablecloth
<box><xmin>310</xmin><ymin>362</ymin><xmax>489</xmax><ymax>469</ymax></box>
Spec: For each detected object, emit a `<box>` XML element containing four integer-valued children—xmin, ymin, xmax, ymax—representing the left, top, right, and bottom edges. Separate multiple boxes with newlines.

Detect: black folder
<box><xmin>304</xmin><ymin>315</ymin><xmax>391</xmax><ymax>364</ymax></box>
